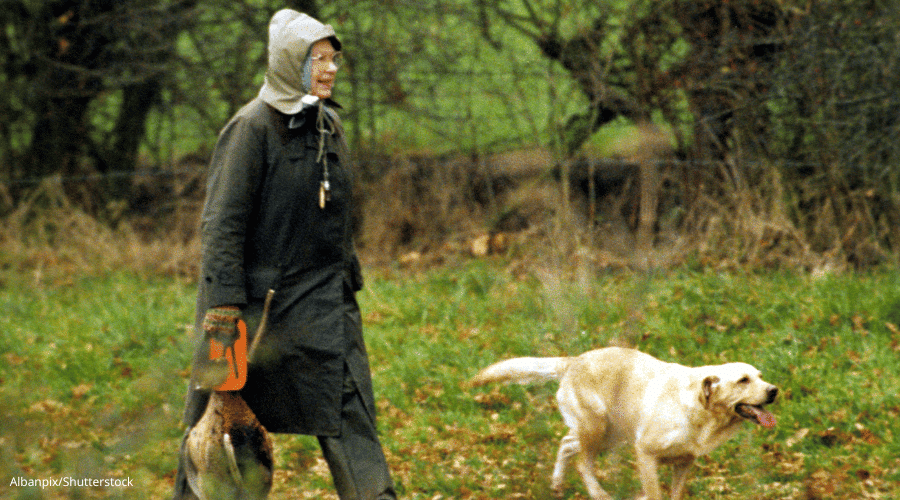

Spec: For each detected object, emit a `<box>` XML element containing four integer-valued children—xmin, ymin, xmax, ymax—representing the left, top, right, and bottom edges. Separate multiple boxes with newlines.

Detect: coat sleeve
<box><xmin>199</xmin><ymin>111</ymin><xmax>267</xmax><ymax>308</ymax></box>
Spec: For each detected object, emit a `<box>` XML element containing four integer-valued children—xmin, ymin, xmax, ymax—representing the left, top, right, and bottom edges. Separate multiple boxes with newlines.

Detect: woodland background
<box><xmin>2</xmin><ymin>2</ymin><xmax>900</xmax><ymax>499</ymax></box>
<box><xmin>1</xmin><ymin>0</ymin><xmax>899</xmax><ymax>270</ymax></box>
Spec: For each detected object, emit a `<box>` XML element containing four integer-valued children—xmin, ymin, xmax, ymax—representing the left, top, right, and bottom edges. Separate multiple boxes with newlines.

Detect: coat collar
<box><xmin>287</xmin><ymin>97</ymin><xmax>341</xmax><ymax>130</ymax></box>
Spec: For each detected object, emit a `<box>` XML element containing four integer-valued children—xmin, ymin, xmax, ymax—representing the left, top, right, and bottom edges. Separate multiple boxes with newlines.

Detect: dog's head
<box><xmin>700</xmin><ymin>363</ymin><xmax>778</xmax><ymax>428</ymax></box>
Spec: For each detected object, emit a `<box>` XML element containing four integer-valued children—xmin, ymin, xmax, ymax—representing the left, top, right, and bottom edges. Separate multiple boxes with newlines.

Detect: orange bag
<box><xmin>208</xmin><ymin>319</ymin><xmax>249</xmax><ymax>391</ymax></box>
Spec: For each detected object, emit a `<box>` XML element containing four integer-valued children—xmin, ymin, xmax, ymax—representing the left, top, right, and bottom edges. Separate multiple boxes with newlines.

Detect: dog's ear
<box><xmin>701</xmin><ymin>375</ymin><xmax>720</xmax><ymax>408</ymax></box>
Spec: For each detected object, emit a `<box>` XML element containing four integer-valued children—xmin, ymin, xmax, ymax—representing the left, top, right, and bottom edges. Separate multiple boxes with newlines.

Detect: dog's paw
<box><xmin>550</xmin><ymin>478</ymin><xmax>565</xmax><ymax>498</ymax></box>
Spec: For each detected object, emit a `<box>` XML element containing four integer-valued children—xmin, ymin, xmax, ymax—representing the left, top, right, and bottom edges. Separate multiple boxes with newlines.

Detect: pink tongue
<box><xmin>749</xmin><ymin>406</ymin><xmax>777</xmax><ymax>428</ymax></box>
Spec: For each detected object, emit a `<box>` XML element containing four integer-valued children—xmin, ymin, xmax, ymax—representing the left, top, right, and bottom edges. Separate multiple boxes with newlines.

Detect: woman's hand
<box><xmin>202</xmin><ymin>306</ymin><xmax>242</xmax><ymax>348</ymax></box>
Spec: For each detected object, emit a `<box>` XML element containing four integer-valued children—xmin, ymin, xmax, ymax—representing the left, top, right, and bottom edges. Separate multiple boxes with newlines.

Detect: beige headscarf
<box><xmin>258</xmin><ymin>9</ymin><xmax>341</xmax><ymax>115</ymax></box>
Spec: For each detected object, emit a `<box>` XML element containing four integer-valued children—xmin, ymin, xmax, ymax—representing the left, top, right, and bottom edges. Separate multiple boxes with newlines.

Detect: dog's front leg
<box><xmin>574</xmin><ymin>448</ymin><xmax>612</xmax><ymax>500</ymax></box>
<box><xmin>669</xmin><ymin>457</ymin><xmax>694</xmax><ymax>500</ymax></box>
<box><xmin>635</xmin><ymin>450</ymin><xmax>663</xmax><ymax>500</ymax></box>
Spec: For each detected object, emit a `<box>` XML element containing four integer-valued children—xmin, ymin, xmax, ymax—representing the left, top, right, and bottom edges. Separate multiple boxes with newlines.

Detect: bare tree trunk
<box><xmin>103</xmin><ymin>80</ymin><xmax>163</xmax><ymax>198</ymax></box>
<box><xmin>26</xmin><ymin>97</ymin><xmax>93</xmax><ymax>180</ymax></box>
<box><xmin>636</xmin><ymin>159</ymin><xmax>659</xmax><ymax>260</ymax></box>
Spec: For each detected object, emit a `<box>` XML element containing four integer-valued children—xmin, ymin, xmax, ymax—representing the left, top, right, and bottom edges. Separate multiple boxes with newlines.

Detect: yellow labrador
<box><xmin>471</xmin><ymin>347</ymin><xmax>778</xmax><ymax>500</ymax></box>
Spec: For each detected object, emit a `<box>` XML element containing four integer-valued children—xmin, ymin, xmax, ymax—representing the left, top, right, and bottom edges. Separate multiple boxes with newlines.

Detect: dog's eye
<box><xmin>738</xmin><ymin>376</ymin><xmax>750</xmax><ymax>384</ymax></box>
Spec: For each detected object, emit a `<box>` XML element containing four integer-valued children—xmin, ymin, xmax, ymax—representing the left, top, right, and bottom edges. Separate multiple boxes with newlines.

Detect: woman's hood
<box><xmin>258</xmin><ymin>9</ymin><xmax>341</xmax><ymax>115</ymax></box>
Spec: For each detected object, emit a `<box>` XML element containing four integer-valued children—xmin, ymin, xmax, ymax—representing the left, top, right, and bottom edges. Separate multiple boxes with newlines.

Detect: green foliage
<box><xmin>2</xmin><ymin>0</ymin><xmax>899</xmax><ymax>189</ymax></box>
<box><xmin>0</xmin><ymin>0</ymin><xmax>193</xmax><ymax>191</ymax></box>
<box><xmin>763</xmin><ymin>0</ymin><xmax>900</xmax><ymax>173</ymax></box>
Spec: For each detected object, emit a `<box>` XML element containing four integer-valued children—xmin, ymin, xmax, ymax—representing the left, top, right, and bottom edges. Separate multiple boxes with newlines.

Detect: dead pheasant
<box><xmin>183</xmin><ymin>291</ymin><xmax>275</xmax><ymax>499</ymax></box>
<box><xmin>183</xmin><ymin>390</ymin><xmax>273</xmax><ymax>500</ymax></box>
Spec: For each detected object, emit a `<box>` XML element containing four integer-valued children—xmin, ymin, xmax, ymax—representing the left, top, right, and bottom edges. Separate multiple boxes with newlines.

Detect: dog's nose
<box><xmin>766</xmin><ymin>386</ymin><xmax>778</xmax><ymax>404</ymax></box>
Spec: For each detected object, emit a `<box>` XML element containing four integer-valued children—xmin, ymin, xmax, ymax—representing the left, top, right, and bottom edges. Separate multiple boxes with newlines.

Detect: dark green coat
<box><xmin>183</xmin><ymin>97</ymin><xmax>374</xmax><ymax>436</ymax></box>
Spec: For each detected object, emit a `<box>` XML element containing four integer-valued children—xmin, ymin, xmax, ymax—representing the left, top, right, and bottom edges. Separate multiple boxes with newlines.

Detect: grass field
<box><xmin>1</xmin><ymin>258</ymin><xmax>899</xmax><ymax>499</ymax></box>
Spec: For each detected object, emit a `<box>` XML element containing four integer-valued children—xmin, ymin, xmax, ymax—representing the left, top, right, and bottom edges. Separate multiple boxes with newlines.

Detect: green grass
<box><xmin>2</xmin><ymin>261</ymin><xmax>899</xmax><ymax>499</ymax></box>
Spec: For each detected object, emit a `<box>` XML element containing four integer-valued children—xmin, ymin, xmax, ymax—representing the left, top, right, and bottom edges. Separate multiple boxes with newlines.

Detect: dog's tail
<box><xmin>470</xmin><ymin>357</ymin><xmax>568</xmax><ymax>386</ymax></box>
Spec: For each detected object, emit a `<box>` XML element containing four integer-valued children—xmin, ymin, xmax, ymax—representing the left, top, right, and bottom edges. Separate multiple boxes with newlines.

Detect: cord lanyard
<box><xmin>316</xmin><ymin>101</ymin><xmax>334</xmax><ymax>209</ymax></box>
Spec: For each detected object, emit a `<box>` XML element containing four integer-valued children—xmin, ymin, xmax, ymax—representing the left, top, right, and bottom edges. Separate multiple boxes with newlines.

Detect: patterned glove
<box><xmin>202</xmin><ymin>306</ymin><xmax>241</xmax><ymax>347</ymax></box>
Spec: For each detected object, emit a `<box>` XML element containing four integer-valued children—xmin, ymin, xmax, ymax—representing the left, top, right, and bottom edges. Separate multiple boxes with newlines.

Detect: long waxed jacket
<box><xmin>182</xmin><ymin>96</ymin><xmax>374</xmax><ymax>436</ymax></box>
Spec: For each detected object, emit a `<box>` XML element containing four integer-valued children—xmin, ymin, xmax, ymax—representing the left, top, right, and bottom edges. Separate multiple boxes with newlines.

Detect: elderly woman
<box><xmin>172</xmin><ymin>9</ymin><xmax>396</xmax><ymax>500</ymax></box>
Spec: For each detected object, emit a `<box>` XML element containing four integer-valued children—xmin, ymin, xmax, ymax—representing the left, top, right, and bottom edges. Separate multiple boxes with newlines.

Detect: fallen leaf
<box><xmin>786</xmin><ymin>428</ymin><xmax>809</xmax><ymax>447</ymax></box>
<box><xmin>72</xmin><ymin>383</ymin><xmax>93</xmax><ymax>399</ymax></box>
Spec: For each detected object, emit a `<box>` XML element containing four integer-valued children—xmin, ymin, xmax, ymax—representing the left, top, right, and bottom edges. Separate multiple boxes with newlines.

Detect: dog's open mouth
<box><xmin>736</xmin><ymin>404</ymin><xmax>777</xmax><ymax>428</ymax></box>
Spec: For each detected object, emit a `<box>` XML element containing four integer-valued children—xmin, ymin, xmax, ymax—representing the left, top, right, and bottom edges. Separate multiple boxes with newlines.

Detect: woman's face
<box><xmin>308</xmin><ymin>39</ymin><xmax>340</xmax><ymax>99</ymax></box>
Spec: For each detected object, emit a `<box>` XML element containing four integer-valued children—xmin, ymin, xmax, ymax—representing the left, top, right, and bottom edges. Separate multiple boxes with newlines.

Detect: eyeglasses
<box><xmin>310</xmin><ymin>52</ymin><xmax>344</xmax><ymax>69</ymax></box>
